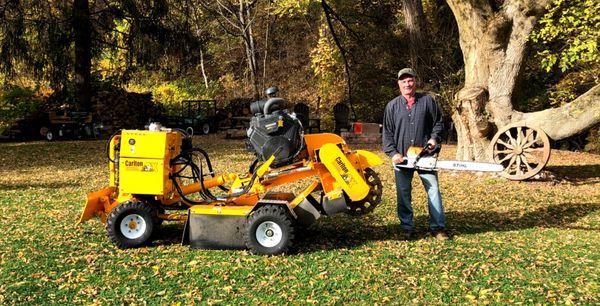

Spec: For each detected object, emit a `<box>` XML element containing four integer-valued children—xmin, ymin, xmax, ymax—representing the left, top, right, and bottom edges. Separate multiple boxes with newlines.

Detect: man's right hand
<box><xmin>392</xmin><ymin>153</ymin><xmax>404</xmax><ymax>164</ymax></box>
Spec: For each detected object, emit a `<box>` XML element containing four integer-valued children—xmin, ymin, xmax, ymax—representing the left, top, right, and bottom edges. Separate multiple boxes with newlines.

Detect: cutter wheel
<box><xmin>347</xmin><ymin>168</ymin><xmax>383</xmax><ymax>216</ymax></box>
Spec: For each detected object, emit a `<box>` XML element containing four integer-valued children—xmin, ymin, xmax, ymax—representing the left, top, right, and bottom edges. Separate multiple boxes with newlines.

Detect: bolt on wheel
<box><xmin>244</xmin><ymin>205</ymin><xmax>294</xmax><ymax>255</ymax></box>
<box><xmin>119</xmin><ymin>214</ymin><xmax>147</xmax><ymax>239</ymax></box>
<box><xmin>255</xmin><ymin>221</ymin><xmax>283</xmax><ymax>248</ymax></box>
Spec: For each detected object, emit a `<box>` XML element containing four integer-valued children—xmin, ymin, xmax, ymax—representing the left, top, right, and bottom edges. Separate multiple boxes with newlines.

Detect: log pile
<box><xmin>92</xmin><ymin>90</ymin><xmax>163</xmax><ymax>133</ymax></box>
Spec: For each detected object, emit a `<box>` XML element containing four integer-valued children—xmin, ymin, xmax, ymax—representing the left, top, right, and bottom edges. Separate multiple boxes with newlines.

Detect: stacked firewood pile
<box><xmin>217</xmin><ymin>97</ymin><xmax>253</xmax><ymax>130</ymax></box>
<box><xmin>92</xmin><ymin>90</ymin><xmax>164</xmax><ymax>133</ymax></box>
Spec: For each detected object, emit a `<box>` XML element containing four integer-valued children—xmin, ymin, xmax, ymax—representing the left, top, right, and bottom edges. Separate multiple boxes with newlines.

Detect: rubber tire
<box><xmin>201</xmin><ymin>123</ymin><xmax>210</xmax><ymax>135</ymax></box>
<box><xmin>45</xmin><ymin>130</ymin><xmax>54</xmax><ymax>141</ymax></box>
<box><xmin>106</xmin><ymin>201</ymin><xmax>158</xmax><ymax>249</ymax></box>
<box><xmin>244</xmin><ymin>205</ymin><xmax>294</xmax><ymax>255</ymax></box>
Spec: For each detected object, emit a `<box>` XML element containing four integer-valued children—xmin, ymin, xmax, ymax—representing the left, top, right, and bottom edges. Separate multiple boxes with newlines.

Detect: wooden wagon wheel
<box><xmin>490</xmin><ymin>124</ymin><xmax>551</xmax><ymax>180</ymax></box>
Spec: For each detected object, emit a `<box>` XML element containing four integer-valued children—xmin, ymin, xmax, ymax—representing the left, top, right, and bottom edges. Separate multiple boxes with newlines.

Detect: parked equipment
<box><xmin>160</xmin><ymin>100</ymin><xmax>220</xmax><ymax>135</ymax></box>
<box><xmin>79</xmin><ymin>91</ymin><xmax>383</xmax><ymax>255</ymax></box>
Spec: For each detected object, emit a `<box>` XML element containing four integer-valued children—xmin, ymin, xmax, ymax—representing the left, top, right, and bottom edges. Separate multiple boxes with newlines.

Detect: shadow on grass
<box><xmin>295</xmin><ymin>201</ymin><xmax>600</xmax><ymax>253</ymax></box>
<box><xmin>151</xmin><ymin>223</ymin><xmax>186</xmax><ymax>247</ymax></box>
<box><xmin>545</xmin><ymin>165</ymin><xmax>600</xmax><ymax>185</ymax></box>
<box><xmin>147</xmin><ymin>202</ymin><xmax>599</xmax><ymax>253</ymax></box>
<box><xmin>0</xmin><ymin>140</ymin><xmax>104</xmax><ymax>172</ymax></box>
<box><xmin>0</xmin><ymin>181</ymin><xmax>81</xmax><ymax>191</ymax></box>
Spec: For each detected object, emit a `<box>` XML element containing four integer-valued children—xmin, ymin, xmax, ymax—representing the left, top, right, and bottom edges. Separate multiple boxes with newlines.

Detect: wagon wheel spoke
<box><xmin>497</xmin><ymin>139</ymin><xmax>514</xmax><ymax>150</ymax></box>
<box><xmin>505</xmin><ymin>130</ymin><xmax>518</xmax><ymax>147</ymax></box>
<box><xmin>516</xmin><ymin>127</ymin><xmax>523</xmax><ymax>147</ymax></box>
<box><xmin>521</xmin><ymin>154</ymin><xmax>534</xmax><ymax>171</ymax></box>
<box><xmin>523</xmin><ymin>128</ymin><xmax>534</xmax><ymax>146</ymax></box>
<box><xmin>495</xmin><ymin>149</ymin><xmax>513</xmax><ymax>154</ymax></box>
<box><xmin>522</xmin><ymin>131</ymin><xmax>542</xmax><ymax>149</ymax></box>
<box><xmin>515</xmin><ymin>155</ymin><xmax>523</xmax><ymax>175</ymax></box>
<box><xmin>498</xmin><ymin>152</ymin><xmax>515</xmax><ymax>164</ymax></box>
<box><xmin>506</xmin><ymin>154</ymin><xmax>518</xmax><ymax>174</ymax></box>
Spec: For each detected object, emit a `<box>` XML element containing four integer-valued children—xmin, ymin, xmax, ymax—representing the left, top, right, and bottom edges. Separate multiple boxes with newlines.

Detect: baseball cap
<box><xmin>397</xmin><ymin>68</ymin><xmax>417</xmax><ymax>79</ymax></box>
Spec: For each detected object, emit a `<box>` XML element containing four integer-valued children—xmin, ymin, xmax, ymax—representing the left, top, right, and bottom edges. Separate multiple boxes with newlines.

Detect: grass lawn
<box><xmin>0</xmin><ymin>134</ymin><xmax>598</xmax><ymax>304</ymax></box>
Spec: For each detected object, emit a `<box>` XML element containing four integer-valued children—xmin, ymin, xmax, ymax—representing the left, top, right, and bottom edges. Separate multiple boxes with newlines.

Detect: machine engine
<box><xmin>246</xmin><ymin>88</ymin><xmax>303</xmax><ymax>167</ymax></box>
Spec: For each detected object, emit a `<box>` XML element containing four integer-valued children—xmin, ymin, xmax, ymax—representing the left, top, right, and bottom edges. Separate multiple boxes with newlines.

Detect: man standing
<box><xmin>382</xmin><ymin>68</ymin><xmax>448</xmax><ymax>240</ymax></box>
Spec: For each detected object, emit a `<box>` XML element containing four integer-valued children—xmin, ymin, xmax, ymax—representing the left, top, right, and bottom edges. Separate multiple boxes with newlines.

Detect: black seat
<box><xmin>333</xmin><ymin>103</ymin><xmax>351</xmax><ymax>134</ymax></box>
<box><xmin>293</xmin><ymin>102</ymin><xmax>320</xmax><ymax>133</ymax></box>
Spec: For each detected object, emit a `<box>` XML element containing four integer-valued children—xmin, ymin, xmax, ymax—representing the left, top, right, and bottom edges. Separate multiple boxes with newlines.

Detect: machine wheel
<box><xmin>491</xmin><ymin>124</ymin><xmax>551</xmax><ymax>180</ymax></box>
<box><xmin>39</xmin><ymin>126</ymin><xmax>49</xmax><ymax>138</ymax></box>
<box><xmin>106</xmin><ymin>201</ymin><xmax>159</xmax><ymax>249</ymax></box>
<box><xmin>46</xmin><ymin>130</ymin><xmax>54</xmax><ymax>141</ymax></box>
<box><xmin>244</xmin><ymin>205</ymin><xmax>294</xmax><ymax>255</ymax></box>
<box><xmin>201</xmin><ymin>122</ymin><xmax>211</xmax><ymax>135</ymax></box>
<box><xmin>347</xmin><ymin>168</ymin><xmax>383</xmax><ymax>216</ymax></box>
<box><xmin>185</xmin><ymin>126</ymin><xmax>194</xmax><ymax>136</ymax></box>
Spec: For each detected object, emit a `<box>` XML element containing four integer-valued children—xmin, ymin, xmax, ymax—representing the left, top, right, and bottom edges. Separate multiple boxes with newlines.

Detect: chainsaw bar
<box><xmin>434</xmin><ymin>160</ymin><xmax>504</xmax><ymax>172</ymax></box>
<box><xmin>394</xmin><ymin>157</ymin><xmax>504</xmax><ymax>172</ymax></box>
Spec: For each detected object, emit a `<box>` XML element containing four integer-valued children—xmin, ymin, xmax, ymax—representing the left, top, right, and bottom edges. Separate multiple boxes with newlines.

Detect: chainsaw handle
<box><xmin>422</xmin><ymin>143</ymin><xmax>441</xmax><ymax>155</ymax></box>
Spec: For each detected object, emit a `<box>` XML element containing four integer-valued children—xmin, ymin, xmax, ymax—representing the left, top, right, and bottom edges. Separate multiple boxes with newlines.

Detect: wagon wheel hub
<box><xmin>514</xmin><ymin>146</ymin><xmax>523</xmax><ymax>155</ymax></box>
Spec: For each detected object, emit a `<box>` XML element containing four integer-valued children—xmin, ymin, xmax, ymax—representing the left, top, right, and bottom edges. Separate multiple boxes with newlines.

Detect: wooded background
<box><xmin>0</xmin><ymin>0</ymin><xmax>598</xmax><ymax>159</ymax></box>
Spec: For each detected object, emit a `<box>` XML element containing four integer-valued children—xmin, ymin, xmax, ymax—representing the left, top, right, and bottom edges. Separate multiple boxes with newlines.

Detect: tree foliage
<box><xmin>0</xmin><ymin>0</ymin><xmax>597</xmax><ymax>149</ymax></box>
<box><xmin>531</xmin><ymin>0</ymin><xmax>600</xmax><ymax>73</ymax></box>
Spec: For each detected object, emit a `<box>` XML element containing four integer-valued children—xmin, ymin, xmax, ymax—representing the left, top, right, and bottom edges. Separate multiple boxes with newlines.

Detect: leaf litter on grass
<box><xmin>0</xmin><ymin>135</ymin><xmax>598</xmax><ymax>304</ymax></box>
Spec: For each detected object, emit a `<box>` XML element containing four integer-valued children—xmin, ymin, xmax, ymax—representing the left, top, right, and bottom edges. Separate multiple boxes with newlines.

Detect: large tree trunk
<box><xmin>445</xmin><ymin>0</ymin><xmax>600</xmax><ymax>161</ymax></box>
<box><xmin>401</xmin><ymin>0</ymin><xmax>427</xmax><ymax>76</ymax></box>
<box><xmin>73</xmin><ymin>0</ymin><xmax>92</xmax><ymax>110</ymax></box>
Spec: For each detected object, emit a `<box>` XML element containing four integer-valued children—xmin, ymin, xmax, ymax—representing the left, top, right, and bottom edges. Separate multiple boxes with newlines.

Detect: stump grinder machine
<box><xmin>79</xmin><ymin>88</ymin><xmax>383</xmax><ymax>255</ymax></box>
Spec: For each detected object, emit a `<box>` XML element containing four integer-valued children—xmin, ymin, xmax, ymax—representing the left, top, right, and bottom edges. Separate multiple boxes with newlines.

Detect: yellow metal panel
<box><xmin>304</xmin><ymin>133</ymin><xmax>345</xmax><ymax>159</ymax></box>
<box><xmin>119</xmin><ymin>157</ymin><xmax>166</xmax><ymax>195</ymax></box>
<box><xmin>117</xmin><ymin>130</ymin><xmax>181</xmax><ymax>196</ymax></box>
<box><xmin>319</xmin><ymin>143</ymin><xmax>369</xmax><ymax>201</ymax></box>
<box><xmin>355</xmin><ymin>150</ymin><xmax>384</xmax><ymax>168</ymax></box>
<box><xmin>120</xmin><ymin>130</ymin><xmax>169</xmax><ymax>159</ymax></box>
<box><xmin>190</xmin><ymin>204</ymin><xmax>253</xmax><ymax>216</ymax></box>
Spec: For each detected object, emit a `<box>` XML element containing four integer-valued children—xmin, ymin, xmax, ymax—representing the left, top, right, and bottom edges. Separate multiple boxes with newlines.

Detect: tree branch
<box><xmin>321</xmin><ymin>0</ymin><xmax>355</xmax><ymax>119</ymax></box>
<box><xmin>515</xmin><ymin>84</ymin><xmax>600</xmax><ymax>140</ymax></box>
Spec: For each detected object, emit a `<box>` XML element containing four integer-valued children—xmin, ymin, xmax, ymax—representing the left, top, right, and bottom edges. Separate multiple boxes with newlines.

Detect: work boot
<box><xmin>401</xmin><ymin>230</ymin><xmax>415</xmax><ymax>241</ymax></box>
<box><xmin>432</xmin><ymin>230</ymin><xmax>449</xmax><ymax>241</ymax></box>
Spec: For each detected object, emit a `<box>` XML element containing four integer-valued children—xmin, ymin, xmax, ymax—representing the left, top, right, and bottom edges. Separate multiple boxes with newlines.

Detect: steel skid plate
<box><xmin>186</xmin><ymin>210</ymin><xmax>247</xmax><ymax>250</ymax></box>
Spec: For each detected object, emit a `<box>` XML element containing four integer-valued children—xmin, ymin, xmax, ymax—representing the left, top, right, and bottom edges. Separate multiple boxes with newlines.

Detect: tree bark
<box><xmin>73</xmin><ymin>0</ymin><xmax>92</xmax><ymax>110</ymax></box>
<box><xmin>443</xmin><ymin>0</ymin><xmax>599</xmax><ymax>161</ymax></box>
<box><xmin>401</xmin><ymin>0</ymin><xmax>427</xmax><ymax>76</ymax></box>
<box><xmin>514</xmin><ymin>84</ymin><xmax>600</xmax><ymax>140</ymax></box>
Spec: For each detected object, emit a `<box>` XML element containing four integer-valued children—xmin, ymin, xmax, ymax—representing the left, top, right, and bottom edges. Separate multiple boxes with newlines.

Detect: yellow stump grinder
<box><xmin>79</xmin><ymin>89</ymin><xmax>383</xmax><ymax>255</ymax></box>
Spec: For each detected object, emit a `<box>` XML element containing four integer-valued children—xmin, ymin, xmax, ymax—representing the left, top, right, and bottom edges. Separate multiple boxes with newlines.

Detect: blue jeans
<box><xmin>394</xmin><ymin>168</ymin><xmax>445</xmax><ymax>232</ymax></box>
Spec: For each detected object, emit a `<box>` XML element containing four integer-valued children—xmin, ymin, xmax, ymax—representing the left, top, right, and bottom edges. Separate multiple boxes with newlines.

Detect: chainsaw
<box><xmin>393</xmin><ymin>145</ymin><xmax>504</xmax><ymax>172</ymax></box>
